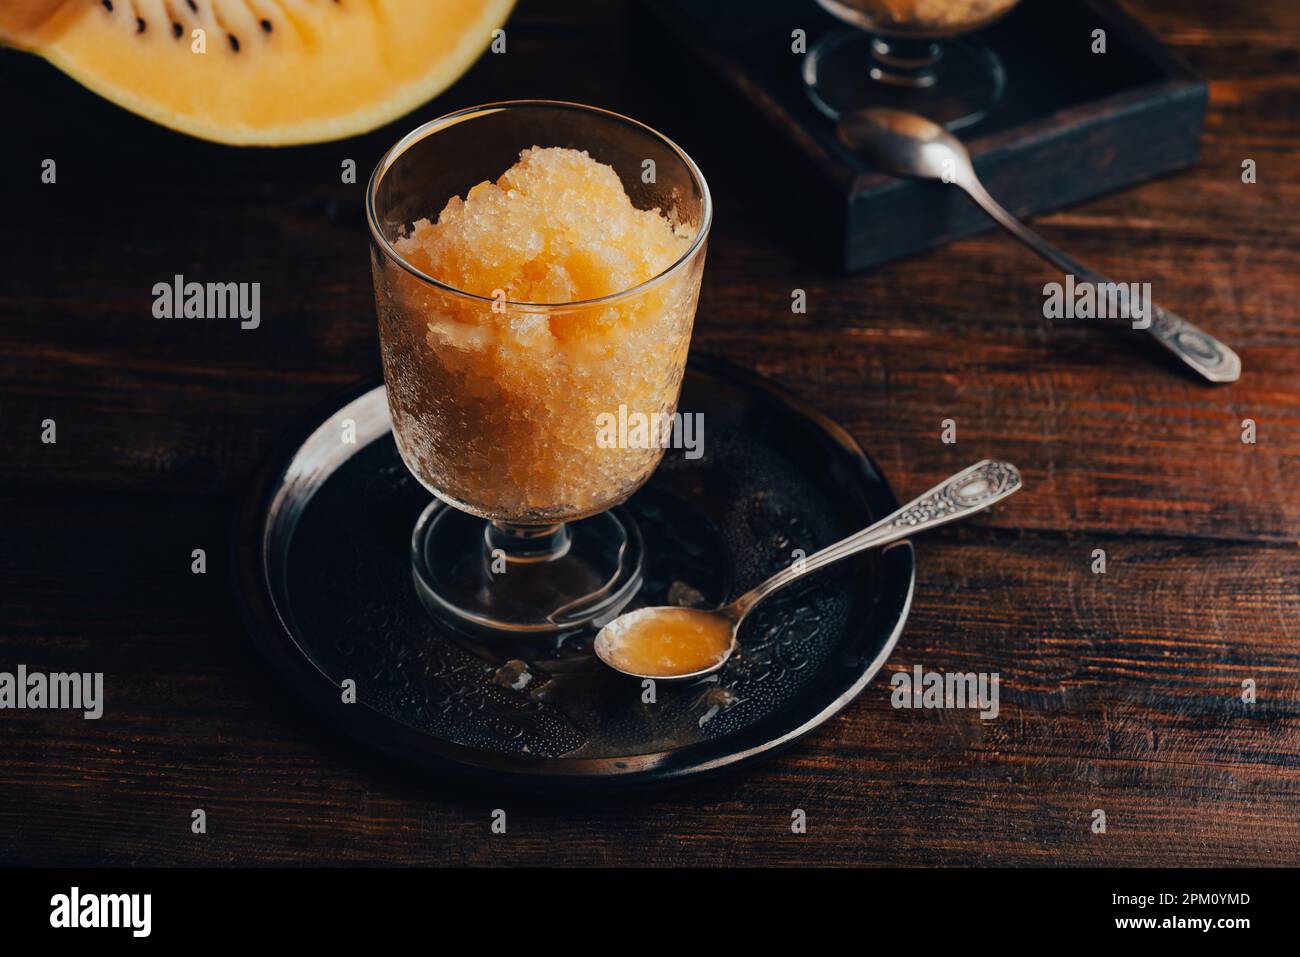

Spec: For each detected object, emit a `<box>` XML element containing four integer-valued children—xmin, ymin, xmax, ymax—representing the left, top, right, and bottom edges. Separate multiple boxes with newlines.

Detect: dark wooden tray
<box><xmin>634</xmin><ymin>0</ymin><xmax>1206</xmax><ymax>272</ymax></box>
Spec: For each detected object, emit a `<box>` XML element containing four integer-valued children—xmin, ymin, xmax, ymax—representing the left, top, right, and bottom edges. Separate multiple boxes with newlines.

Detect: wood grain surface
<box><xmin>1</xmin><ymin>0</ymin><xmax>1297</xmax><ymax>866</ymax></box>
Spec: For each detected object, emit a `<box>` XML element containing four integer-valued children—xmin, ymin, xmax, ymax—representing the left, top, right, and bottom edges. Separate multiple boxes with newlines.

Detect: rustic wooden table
<box><xmin>1</xmin><ymin>0</ymin><xmax>1296</xmax><ymax>866</ymax></box>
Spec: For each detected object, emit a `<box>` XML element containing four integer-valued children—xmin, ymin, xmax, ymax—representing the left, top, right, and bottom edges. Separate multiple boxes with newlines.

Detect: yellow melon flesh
<box><xmin>0</xmin><ymin>0</ymin><xmax>517</xmax><ymax>145</ymax></box>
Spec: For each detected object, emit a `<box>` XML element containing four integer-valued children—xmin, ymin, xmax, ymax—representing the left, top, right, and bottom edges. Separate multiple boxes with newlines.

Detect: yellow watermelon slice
<box><xmin>0</xmin><ymin>0</ymin><xmax>517</xmax><ymax>145</ymax></box>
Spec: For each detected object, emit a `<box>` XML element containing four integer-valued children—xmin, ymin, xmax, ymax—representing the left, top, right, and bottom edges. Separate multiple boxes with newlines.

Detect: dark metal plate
<box><xmin>233</xmin><ymin>354</ymin><xmax>915</xmax><ymax>791</ymax></box>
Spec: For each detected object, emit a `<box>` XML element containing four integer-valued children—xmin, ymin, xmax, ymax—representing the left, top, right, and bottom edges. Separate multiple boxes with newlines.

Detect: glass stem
<box><xmin>869</xmin><ymin>35</ymin><xmax>944</xmax><ymax>88</ymax></box>
<box><xmin>484</xmin><ymin>520</ymin><xmax>572</xmax><ymax>565</ymax></box>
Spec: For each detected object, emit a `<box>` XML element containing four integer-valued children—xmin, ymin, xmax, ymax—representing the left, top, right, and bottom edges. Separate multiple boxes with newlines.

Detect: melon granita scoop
<box><xmin>397</xmin><ymin>146</ymin><xmax>693</xmax><ymax>310</ymax></box>
<box><xmin>377</xmin><ymin>145</ymin><xmax>701</xmax><ymax>522</ymax></box>
<box><xmin>368</xmin><ymin>103</ymin><xmax>711</xmax><ymax>636</ymax></box>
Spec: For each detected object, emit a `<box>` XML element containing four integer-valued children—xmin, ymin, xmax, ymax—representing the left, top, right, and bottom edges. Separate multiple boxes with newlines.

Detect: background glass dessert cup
<box><xmin>367</xmin><ymin>102</ymin><xmax>711</xmax><ymax>637</ymax></box>
<box><xmin>804</xmin><ymin>0</ymin><xmax>1023</xmax><ymax>131</ymax></box>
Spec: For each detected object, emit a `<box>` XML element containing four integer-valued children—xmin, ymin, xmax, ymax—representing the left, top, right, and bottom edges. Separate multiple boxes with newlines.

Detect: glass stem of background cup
<box><xmin>868</xmin><ymin>35</ymin><xmax>943</xmax><ymax>88</ymax></box>
<box><xmin>484</xmin><ymin>520</ymin><xmax>573</xmax><ymax>565</ymax></box>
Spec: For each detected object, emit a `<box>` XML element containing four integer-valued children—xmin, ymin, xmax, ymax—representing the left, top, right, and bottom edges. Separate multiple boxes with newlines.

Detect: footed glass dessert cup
<box><xmin>804</xmin><ymin>0</ymin><xmax>1023</xmax><ymax>131</ymax></box>
<box><xmin>367</xmin><ymin>101</ymin><xmax>711</xmax><ymax>637</ymax></box>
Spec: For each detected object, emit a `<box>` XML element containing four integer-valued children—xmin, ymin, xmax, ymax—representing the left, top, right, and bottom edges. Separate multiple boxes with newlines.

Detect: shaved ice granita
<box><xmin>367</xmin><ymin>102</ymin><xmax>711</xmax><ymax>635</ymax></box>
<box><xmin>379</xmin><ymin>146</ymin><xmax>698</xmax><ymax>520</ymax></box>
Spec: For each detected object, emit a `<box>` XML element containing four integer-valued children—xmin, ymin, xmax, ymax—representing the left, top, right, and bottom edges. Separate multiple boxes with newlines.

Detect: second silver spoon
<box><xmin>838</xmin><ymin>107</ymin><xmax>1240</xmax><ymax>384</ymax></box>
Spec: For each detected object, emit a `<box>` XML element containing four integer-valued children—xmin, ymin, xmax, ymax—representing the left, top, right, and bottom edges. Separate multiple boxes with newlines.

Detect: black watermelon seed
<box><xmin>136</xmin><ymin>17</ymin><xmax>145</xmax><ymax>33</ymax></box>
<box><xmin>229</xmin><ymin>34</ymin><xmax>240</xmax><ymax>52</ymax></box>
<box><xmin>172</xmin><ymin>22</ymin><xmax>182</xmax><ymax>38</ymax></box>
<box><xmin>261</xmin><ymin>19</ymin><xmax>273</xmax><ymax>32</ymax></box>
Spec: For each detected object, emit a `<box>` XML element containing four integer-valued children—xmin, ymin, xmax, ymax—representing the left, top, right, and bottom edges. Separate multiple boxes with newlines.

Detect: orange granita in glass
<box><xmin>373</xmin><ymin>146</ymin><xmax>704</xmax><ymax>522</ymax></box>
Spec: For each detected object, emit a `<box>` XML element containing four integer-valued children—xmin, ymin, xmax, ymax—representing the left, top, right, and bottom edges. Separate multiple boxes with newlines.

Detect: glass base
<box><xmin>804</xmin><ymin>29</ymin><xmax>1006</xmax><ymax>132</ymax></box>
<box><xmin>411</xmin><ymin>501</ymin><xmax>644</xmax><ymax>637</ymax></box>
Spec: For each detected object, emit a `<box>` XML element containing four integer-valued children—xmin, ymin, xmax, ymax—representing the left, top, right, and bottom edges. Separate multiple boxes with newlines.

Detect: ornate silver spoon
<box><xmin>838</xmin><ymin>107</ymin><xmax>1241</xmax><ymax>383</ymax></box>
<box><xmin>594</xmin><ymin>459</ymin><xmax>1022</xmax><ymax>682</ymax></box>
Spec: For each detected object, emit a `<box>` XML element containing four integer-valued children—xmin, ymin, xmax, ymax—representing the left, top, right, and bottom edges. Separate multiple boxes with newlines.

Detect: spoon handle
<box><xmin>730</xmin><ymin>460</ymin><xmax>1021</xmax><ymax>619</ymax></box>
<box><xmin>960</xmin><ymin>177</ymin><xmax>1241</xmax><ymax>384</ymax></box>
